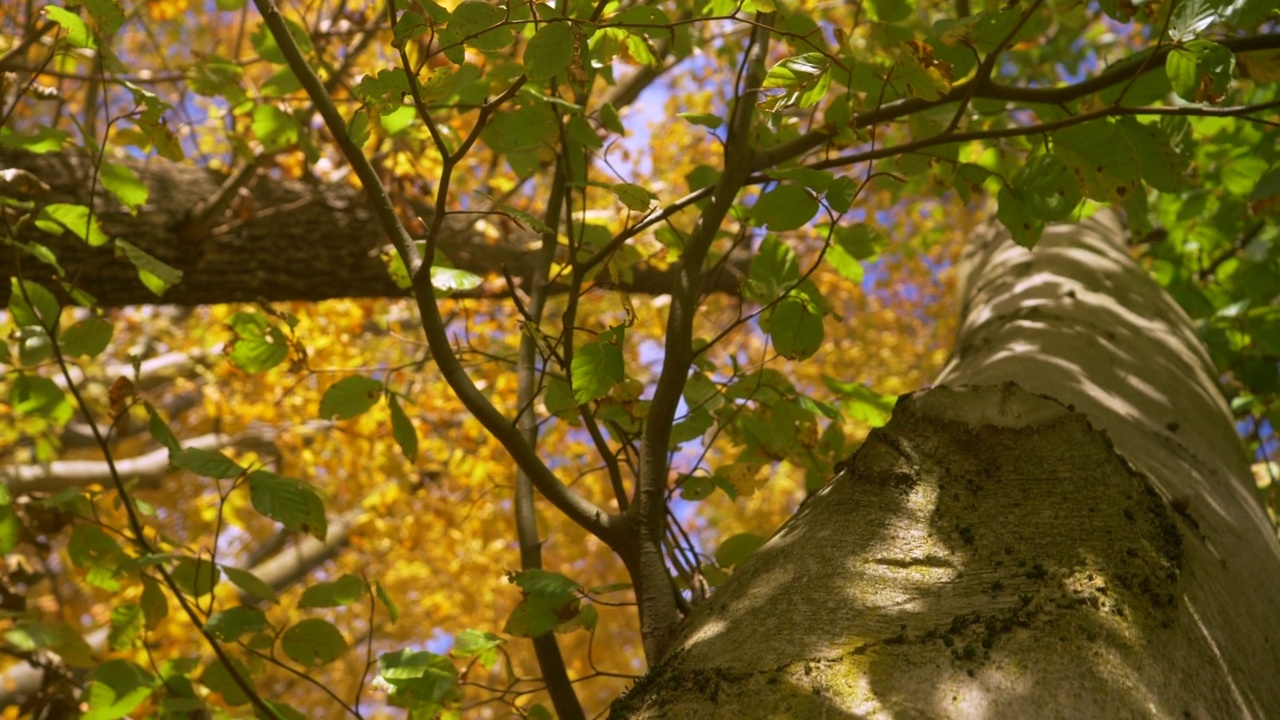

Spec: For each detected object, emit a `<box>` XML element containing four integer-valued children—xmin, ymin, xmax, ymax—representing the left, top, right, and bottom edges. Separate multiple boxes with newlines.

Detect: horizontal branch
<box><xmin>0</xmin><ymin>422</ymin><xmax>319</xmax><ymax>495</ymax></box>
<box><xmin>751</xmin><ymin>33</ymin><xmax>1280</xmax><ymax>171</ymax></box>
<box><xmin>0</xmin><ymin>148</ymin><xmax>747</xmax><ymax>307</ymax></box>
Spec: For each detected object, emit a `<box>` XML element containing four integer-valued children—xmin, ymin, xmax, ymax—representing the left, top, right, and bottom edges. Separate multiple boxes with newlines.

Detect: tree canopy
<box><xmin>1</xmin><ymin>0</ymin><xmax>1278</xmax><ymax>717</ymax></box>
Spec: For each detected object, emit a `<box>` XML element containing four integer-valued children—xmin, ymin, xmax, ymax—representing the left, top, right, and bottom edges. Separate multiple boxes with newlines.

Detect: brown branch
<box><xmin>0</xmin><ymin>147</ymin><xmax>749</xmax><ymax>307</ymax></box>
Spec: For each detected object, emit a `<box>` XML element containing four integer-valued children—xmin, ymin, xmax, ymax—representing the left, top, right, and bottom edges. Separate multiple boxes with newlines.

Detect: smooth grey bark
<box><xmin>610</xmin><ymin>212</ymin><xmax>1280</xmax><ymax>718</ymax></box>
<box><xmin>0</xmin><ymin>147</ymin><xmax>748</xmax><ymax>307</ymax></box>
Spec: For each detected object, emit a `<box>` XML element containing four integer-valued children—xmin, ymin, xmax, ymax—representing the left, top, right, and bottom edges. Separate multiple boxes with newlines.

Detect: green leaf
<box><xmin>971</xmin><ymin>8</ymin><xmax>1023</xmax><ymax>54</ymax></box>
<box><xmin>1115</xmin><ymin>118</ymin><xmax>1187</xmax><ymax>194</ymax></box>
<box><xmin>58</xmin><ymin>316</ymin><xmax>113</xmax><ymax>358</ymax></box>
<box><xmin>611</xmin><ymin>5</ymin><xmax>672</xmax><ymax>35</ymax></box>
<box><xmin>482</xmin><ymin>102</ymin><xmax>557</xmax><ymax>155</ymax></box>
<box><xmin>1249</xmin><ymin>164</ymin><xmax>1280</xmax><ymax>204</ymax></box>
<box><xmin>355</xmin><ymin>68</ymin><xmax>412</xmax><ymax>112</ymax></box>
<box><xmin>571</xmin><ymin>331</ymin><xmax>625</xmax><ymax>404</ymax></box>
<box><xmin>825</xmin><ymin>236</ymin><xmax>864</xmax><ymax>283</ymax></box>
<box><xmin>282</xmin><ymin>618</ymin><xmax>348</xmax><ymax>666</ymax></box>
<box><xmin>442</xmin><ymin>0</ymin><xmax>513</xmax><ymax>56</ymax></box>
<box><xmin>870</xmin><ymin>0</ymin><xmax>913</xmax><ymax>22</ymax></box>
<box><xmin>392</xmin><ymin>10</ymin><xmax>429</xmax><ymax>49</ymax></box>
<box><xmin>108</xmin><ymin>604</ymin><xmax>144</xmax><ymax>651</ymax></box>
<box><xmin>375</xmin><ymin>580</ymin><xmax>400</xmax><ymax>623</ymax></box>
<box><xmin>525</xmin><ymin>22</ymin><xmax>574</xmax><ymax>82</ymax></box>
<box><xmin>752</xmin><ymin>184</ymin><xmax>818</xmax><ymax>231</ymax></box>
<box><xmin>511</xmin><ymin>569</ymin><xmax>579</xmax><ymax>598</ymax></box>
<box><xmin>247</xmin><ymin>470</ymin><xmax>327</xmax><ymax>541</ymax></box>
<box><xmin>543</xmin><ymin>376</ymin><xmax>578</xmax><ymax>420</ymax></box>
<box><xmin>897</xmin><ymin>41</ymin><xmax>951</xmax><ymax>101</ymax></box>
<box><xmin>1011</xmin><ymin>154</ymin><xmax>1081</xmax><ymax>221</ymax></box>
<box><xmin>378</xmin><ymin>649</ymin><xmax>458</xmax><ymax>706</ymax></box>
<box><xmin>140</xmin><ymin>576</ymin><xmax>169</xmax><ymax>628</ymax></box>
<box><xmin>388</xmin><ymin>395</ymin><xmax>419</xmax><ymax>463</ymax></box>
<box><xmin>9</xmin><ymin>315</ymin><xmax>56</xmax><ymax>365</ymax></box>
<box><xmin>683</xmin><ymin>372</ymin><xmax>724</xmax><ymax>411</ymax></box>
<box><xmin>451</xmin><ymin>629</ymin><xmax>500</xmax><ymax>667</ymax></box>
<box><xmin>14</xmin><ymin>326</ymin><xmax>50</xmax><ymax>366</ymax></box>
<box><xmin>44</xmin><ymin>5</ymin><xmax>95</xmax><ymax>49</ymax></box>
<box><xmin>612</xmin><ymin>182</ymin><xmax>655</xmax><ymax>212</ymax></box>
<box><xmin>299</xmin><ymin>573</ymin><xmax>367</xmax><ymax>608</ymax></box>
<box><xmin>133</xmin><ymin>117</ymin><xmax>184</xmax><ymax>160</ymax></box>
<box><xmin>504</xmin><ymin>569</ymin><xmax>582</xmax><ymax>638</ymax></box>
<box><xmin>1051</xmin><ymin>120</ymin><xmax>1141</xmax><ymax>205</ymax></box>
<box><xmin>715</xmin><ymin>533</ymin><xmax>766</xmax><ymax>568</ymax></box>
<box><xmin>99</xmin><ymin>161</ymin><xmax>148</xmax><ymax>212</ymax></box>
<box><xmin>222</xmin><ymin>565</ymin><xmax>281</xmax><ymax>605</ymax></box>
<box><xmin>769</xmin><ymin>167</ymin><xmax>834</xmax><ymax>193</ymax></box>
<box><xmin>9</xmin><ymin>278</ymin><xmax>61</xmax><ymax>330</ymax></box>
<box><xmin>250</xmin><ymin>17</ymin><xmax>313</xmax><ymax>64</ymax></box>
<box><xmin>823</xmin><ymin>377</ymin><xmax>896</xmax><ymax>426</ymax></box>
<box><xmin>145</xmin><ymin>403</ymin><xmax>182</xmax><ymax>454</ymax></box>
<box><xmin>225</xmin><ymin>311</ymin><xmax>288</xmax><ymax>373</ymax></box>
<box><xmin>501</xmin><ymin>204</ymin><xmax>555</xmax><ymax>234</ymax></box>
<box><xmin>10</xmin><ymin>375</ymin><xmax>71</xmax><ymax>421</ymax></box>
<box><xmin>558</xmin><ymin>603</ymin><xmax>598</xmax><ymax>632</ymax></box>
<box><xmin>346</xmin><ymin>107</ymin><xmax>371</xmax><ymax>147</ymax></box>
<box><xmin>252</xmin><ymin>104</ymin><xmax>300</xmax><ymax>152</ymax></box>
<box><xmin>4</xmin><ymin>620</ymin><xmax>96</xmax><ymax>668</ymax></box>
<box><xmin>319</xmin><ymin>375</ymin><xmax>384</xmax><ymax>420</ymax></box>
<box><xmin>37</xmin><ymin>202</ymin><xmax>110</xmax><ymax>246</ymax></box>
<box><xmin>679</xmin><ymin>112</ymin><xmax>723</xmax><ymax>129</ymax></box>
<box><xmin>1166</xmin><ymin>40</ymin><xmax>1234</xmax><ymax>103</ymax></box>
<box><xmin>171</xmin><ymin>448</ymin><xmax>244</xmax><ymax>479</ymax></box>
<box><xmin>670</xmin><ymin>407</ymin><xmax>713</xmax><ymax>446</ymax></box>
<box><xmin>170</xmin><ymin>557</ymin><xmax>220</xmax><ymax>598</ymax></box>
<box><xmin>675</xmin><ymin>471</ymin><xmax>716</xmax><ymax>499</ymax></box>
<box><xmin>429</xmin><ymin>266</ymin><xmax>483</xmax><ymax>292</ymax></box>
<box><xmin>200</xmin><ymin>657</ymin><xmax>253</xmax><ymax>706</ymax></box>
<box><xmin>761</xmin><ymin>53</ymin><xmax>831</xmax><ymax>111</ymax></box>
<box><xmin>766</xmin><ymin>298</ymin><xmax>824</xmax><ymax>360</ymax></box>
<box><xmin>599</xmin><ymin>103</ymin><xmax>623</xmax><ymax>134</ymax></box>
<box><xmin>204</xmin><ymin>606</ymin><xmax>270</xmax><ymax>642</ymax></box>
<box><xmin>83</xmin><ymin>659</ymin><xmax>156</xmax><ymax>720</ymax></box>
<box><xmin>832</xmin><ymin>223</ymin><xmax>885</xmax><ymax>261</ymax></box>
<box><xmin>1221</xmin><ymin>155</ymin><xmax>1268</xmax><ymax>197</ymax></box>
<box><xmin>566</xmin><ymin>112</ymin><xmax>603</xmax><ymax>150</ymax></box>
<box><xmin>115</xmin><ymin>239</ymin><xmax>183</xmax><ymax>296</ymax></box>
<box><xmin>996</xmin><ymin>185</ymin><xmax>1045</xmax><ymax>248</ymax></box>
<box><xmin>68</xmin><ymin>523</ymin><xmax>125</xmax><ymax>570</ymax></box>
<box><xmin>746</xmin><ymin>235</ymin><xmax>800</xmax><ymax>303</ymax></box>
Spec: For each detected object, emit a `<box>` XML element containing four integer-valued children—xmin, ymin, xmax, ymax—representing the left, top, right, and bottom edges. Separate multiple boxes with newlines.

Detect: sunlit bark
<box><xmin>610</xmin><ymin>212</ymin><xmax>1280</xmax><ymax>718</ymax></box>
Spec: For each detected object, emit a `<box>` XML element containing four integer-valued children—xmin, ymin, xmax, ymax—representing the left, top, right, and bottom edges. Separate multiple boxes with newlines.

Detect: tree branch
<box><xmin>0</xmin><ymin>147</ymin><xmax>749</xmax><ymax>307</ymax></box>
<box><xmin>626</xmin><ymin>13</ymin><xmax>775</xmax><ymax>665</ymax></box>
<box><xmin>250</xmin><ymin>0</ymin><xmax>622</xmax><ymax>548</ymax></box>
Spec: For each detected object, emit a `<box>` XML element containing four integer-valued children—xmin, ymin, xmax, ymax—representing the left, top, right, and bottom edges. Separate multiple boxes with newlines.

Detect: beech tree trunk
<box><xmin>609</xmin><ymin>212</ymin><xmax>1280</xmax><ymax>718</ymax></box>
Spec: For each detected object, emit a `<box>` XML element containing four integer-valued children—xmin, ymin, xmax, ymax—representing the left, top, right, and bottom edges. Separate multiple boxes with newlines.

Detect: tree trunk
<box><xmin>609</xmin><ymin>212</ymin><xmax>1280</xmax><ymax>718</ymax></box>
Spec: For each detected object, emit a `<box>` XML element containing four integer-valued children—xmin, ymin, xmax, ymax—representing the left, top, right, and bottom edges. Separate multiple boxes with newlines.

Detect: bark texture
<box><xmin>1</xmin><ymin>147</ymin><xmax>747</xmax><ymax>306</ymax></box>
<box><xmin>609</xmin><ymin>213</ymin><xmax>1280</xmax><ymax>718</ymax></box>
